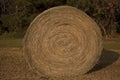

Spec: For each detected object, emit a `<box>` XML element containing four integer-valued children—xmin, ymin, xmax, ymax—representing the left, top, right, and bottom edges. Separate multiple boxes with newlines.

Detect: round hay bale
<box><xmin>24</xmin><ymin>6</ymin><xmax>103</xmax><ymax>77</ymax></box>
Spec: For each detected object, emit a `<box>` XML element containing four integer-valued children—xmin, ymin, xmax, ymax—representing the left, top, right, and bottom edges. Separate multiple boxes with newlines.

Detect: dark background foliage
<box><xmin>0</xmin><ymin>0</ymin><xmax>120</xmax><ymax>38</ymax></box>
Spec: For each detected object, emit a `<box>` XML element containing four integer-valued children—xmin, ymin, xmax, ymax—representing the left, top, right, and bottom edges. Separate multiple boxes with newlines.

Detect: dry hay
<box><xmin>24</xmin><ymin>6</ymin><xmax>103</xmax><ymax>77</ymax></box>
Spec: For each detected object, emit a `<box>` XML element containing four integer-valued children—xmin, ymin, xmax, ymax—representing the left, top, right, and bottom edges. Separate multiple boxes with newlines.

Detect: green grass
<box><xmin>0</xmin><ymin>33</ymin><xmax>24</xmax><ymax>48</ymax></box>
<box><xmin>0</xmin><ymin>32</ymin><xmax>25</xmax><ymax>38</ymax></box>
<box><xmin>0</xmin><ymin>38</ymin><xmax>22</xmax><ymax>48</ymax></box>
<box><xmin>0</xmin><ymin>36</ymin><xmax>120</xmax><ymax>50</ymax></box>
<box><xmin>103</xmin><ymin>40</ymin><xmax>120</xmax><ymax>50</ymax></box>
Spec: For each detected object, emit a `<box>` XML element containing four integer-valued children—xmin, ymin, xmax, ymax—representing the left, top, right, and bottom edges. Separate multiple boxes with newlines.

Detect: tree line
<box><xmin>0</xmin><ymin>0</ymin><xmax>120</xmax><ymax>38</ymax></box>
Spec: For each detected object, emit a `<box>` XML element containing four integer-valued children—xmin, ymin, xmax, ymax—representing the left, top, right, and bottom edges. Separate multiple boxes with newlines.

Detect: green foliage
<box><xmin>0</xmin><ymin>0</ymin><xmax>37</xmax><ymax>33</ymax></box>
<box><xmin>0</xmin><ymin>0</ymin><xmax>120</xmax><ymax>38</ymax></box>
<box><xmin>1</xmin><ymin>15</ymin><xmax>16</xmax><ymax>32</ymax></box>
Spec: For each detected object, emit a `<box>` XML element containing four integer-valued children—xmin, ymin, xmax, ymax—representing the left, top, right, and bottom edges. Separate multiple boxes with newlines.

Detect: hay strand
<box><xmin>24</xmin><ymin>6</ymin><xmax>103</xmax><ymax>77</ymax></box>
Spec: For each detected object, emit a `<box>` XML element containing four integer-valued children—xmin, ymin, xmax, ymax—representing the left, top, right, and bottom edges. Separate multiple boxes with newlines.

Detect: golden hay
<box><xmin>24</xmin><ymin>6</ymin><xmax>103</xmax><ymax>77</ymax></box>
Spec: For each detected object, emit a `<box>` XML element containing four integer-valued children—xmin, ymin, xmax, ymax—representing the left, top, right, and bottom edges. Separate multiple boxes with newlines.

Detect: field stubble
<box><xmin>0</xmin><ymin>38</ymin><xmax>120</xmax><ymax>80</ymax></box>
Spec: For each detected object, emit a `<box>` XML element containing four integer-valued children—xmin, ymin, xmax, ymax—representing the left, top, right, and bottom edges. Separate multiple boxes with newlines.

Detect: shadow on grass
<box><xmin>88</xmin><ymin>49</ymin><xmax>120</xmax><ymax>73</ymax></box>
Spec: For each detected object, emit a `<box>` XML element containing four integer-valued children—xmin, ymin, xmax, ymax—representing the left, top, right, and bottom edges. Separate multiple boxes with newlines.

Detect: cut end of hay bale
<box><xmin>24</xmin><ymin>6</ymin><xmax>103</xmax><ymax>77</ymax></box>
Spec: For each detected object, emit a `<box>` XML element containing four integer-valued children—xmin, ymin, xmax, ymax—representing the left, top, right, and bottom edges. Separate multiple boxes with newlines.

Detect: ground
<box><xmin>0</xmin><ymin>38</ymin><xmax>120</xmax><ymax>80</ymax></box>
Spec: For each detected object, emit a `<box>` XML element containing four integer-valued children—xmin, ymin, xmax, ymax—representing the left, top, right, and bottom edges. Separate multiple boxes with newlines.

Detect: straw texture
<box><xmin>24</xmin><ymin>6</ymin><xmax>103</xmax><ymax>77</ymax></box>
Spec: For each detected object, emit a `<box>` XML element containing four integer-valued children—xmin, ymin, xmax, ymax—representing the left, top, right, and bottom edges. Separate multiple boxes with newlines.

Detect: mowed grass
<box><xmin>0</xmin><ymin>38</ymin><xmax>22</xmax><ymax>48</ymax></box>
<box><xmin>0</xmin><ymin>37</ymin><xmax>120</xmax><ymax>80</ymax></box>
<box><xmin>0</xmin><ymin>37</ymin><xmax>120</xmax><ymax>50</ymax></box>
<box><xmin>103</xmin><ymin>40</ymin><xmax>120</xmax><ymax>50</ymax></box>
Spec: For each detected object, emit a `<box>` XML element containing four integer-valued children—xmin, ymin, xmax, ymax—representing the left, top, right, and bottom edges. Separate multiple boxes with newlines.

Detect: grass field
<box><xmin>0</xmin><ymin>37</ymin><xmax>120</xmax><ymax>80</ymax></box>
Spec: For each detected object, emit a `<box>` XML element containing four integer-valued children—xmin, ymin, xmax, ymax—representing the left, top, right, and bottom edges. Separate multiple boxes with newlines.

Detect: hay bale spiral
<box><xmin>24</xmin><ymin>6</ymin><xmax>103</xmax><ymax>77</ymax></box>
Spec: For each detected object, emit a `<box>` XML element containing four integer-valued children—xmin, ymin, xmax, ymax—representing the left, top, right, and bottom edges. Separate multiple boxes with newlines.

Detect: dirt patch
<box><xmin>0</xmin><ymin>48</ymin><xmax>120</xmax><ymax>80</ymax></box>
